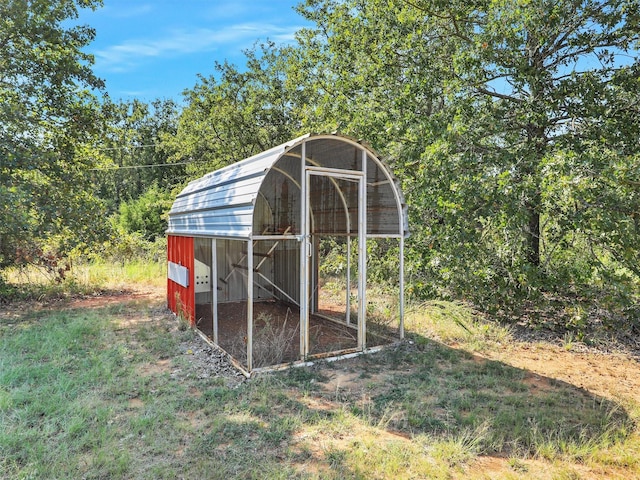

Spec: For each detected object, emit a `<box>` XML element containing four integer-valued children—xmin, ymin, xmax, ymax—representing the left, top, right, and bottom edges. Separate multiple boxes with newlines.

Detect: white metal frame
<box><xmin>180</xmin><ymin>134</ymin><xmax>407</xmax><ymax>375</ymax></box>
<box><xmin>303</xmin><ymin>165</ymin><xmax>367</xmax><ymax>358</ymax></box>
<box><xmin>211</xmin><ymin>239</ymin><xmax>218</xmax><ymax>344</ymax></box>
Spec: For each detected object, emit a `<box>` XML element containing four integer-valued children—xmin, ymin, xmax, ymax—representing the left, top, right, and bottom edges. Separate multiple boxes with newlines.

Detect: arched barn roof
<box><xmin>167</xmin><ymin>133</ymin><xmax>408</xmax><ymax>240</ymax></box>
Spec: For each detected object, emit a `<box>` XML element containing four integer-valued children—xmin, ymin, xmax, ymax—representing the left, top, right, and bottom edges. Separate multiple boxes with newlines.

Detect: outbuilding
<box><xmin>166</xmin><ymin>133</ymin><xmax>408</xmax><ymax>375</ymax></box>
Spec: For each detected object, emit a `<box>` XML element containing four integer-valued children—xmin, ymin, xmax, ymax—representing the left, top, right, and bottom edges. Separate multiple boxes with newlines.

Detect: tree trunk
<box><xmin>526</xmin><ymin>198</ymin><xmax>541</xmax><ymax>267</ymax></box>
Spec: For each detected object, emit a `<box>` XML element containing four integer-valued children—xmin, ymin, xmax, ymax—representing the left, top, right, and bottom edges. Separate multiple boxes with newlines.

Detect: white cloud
<box><xmin>100</xmin><ymin>3</ymin><xmax>154</xmax><ymax>19</ymax></box>
<box><xmin>93</xmin><ymin>23</ymin><xmax>301</xmax><ymax>73</ymax></box>
<box><xmin>203</xmin><ymin>3</ymin><xmax>251</xmax><ymax>20</ymax></box>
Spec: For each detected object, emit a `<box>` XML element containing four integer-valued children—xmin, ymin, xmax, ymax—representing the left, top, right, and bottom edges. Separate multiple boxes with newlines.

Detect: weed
<box><xmin>508</xmin><ymin>457</ymin><xmax>529</xmax><ymax>472</ymax></box>
<box><xmin>406</xmin><ymin>300</ymin><xmax>513</xmax><ymax>351</ymax></box>
<box><xmin>1</xmin><ymin>260</ymin><xmax>166</xmax><ymax>303</ymax></box>
<box><xmin>174</xmin><ymin>291</ymin><xmax>191</xmax><ymax>331</ymax></box>
<box><xmin>325</xmin><ymin>446</ymin><xmax>348</xmax><ymax>468</ymax></box>
<box><xmin>279</xmin><ymin>365</ymin><xmax>328</xmax><ymax>390</ymax></box>
<box><xmin>233</xmin><ymin>311</ymin><xmax>298</xmax><ymax>368</ymax></box>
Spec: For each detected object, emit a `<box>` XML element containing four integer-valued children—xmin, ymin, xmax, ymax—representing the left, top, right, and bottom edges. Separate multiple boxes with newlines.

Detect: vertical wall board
<box><xmin>216</xmin><ymin>239</ymin><xmax>248</xmax><ymax>302</ymax></box>
<box><xmin>167</xmin><ymin>235</ymin><xmax>195</xmax><ymax>324</ymax></box>
<box><xmin>194</xmin><ymin>238</ymin><xmax>213</xmax><ymax>305</ymax></box>
<box><xmin>273</xmin><ymin>240</ymin><xmax>300</xmax><ymax>305</ymax></box>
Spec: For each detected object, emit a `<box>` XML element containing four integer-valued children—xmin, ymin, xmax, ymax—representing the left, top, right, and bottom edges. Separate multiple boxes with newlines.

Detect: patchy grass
<box><xmin>1</xmin><ymin>289</ymin><xmax>639</xmax><ymax>479</ymax></box>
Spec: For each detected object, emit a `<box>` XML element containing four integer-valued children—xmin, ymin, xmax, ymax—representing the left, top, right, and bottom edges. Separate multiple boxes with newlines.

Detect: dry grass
<box><xmin>234</xmin><ymin>311</ymin><xmax>299</xmax><ymax>368</ymax></box>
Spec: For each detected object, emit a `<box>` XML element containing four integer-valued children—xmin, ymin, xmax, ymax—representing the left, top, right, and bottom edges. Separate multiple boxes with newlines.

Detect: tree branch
<box><xmin>476</xmin><ymin>87</ymin><xmax>524</xmax><ymax>103</ymax></box>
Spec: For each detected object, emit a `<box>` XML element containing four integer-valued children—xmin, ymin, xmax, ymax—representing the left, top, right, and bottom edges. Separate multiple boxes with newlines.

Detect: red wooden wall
<box><xmin>167</xmin><ymin>235</ymin><xmax>195</xmax><ymax>325</ymax></box>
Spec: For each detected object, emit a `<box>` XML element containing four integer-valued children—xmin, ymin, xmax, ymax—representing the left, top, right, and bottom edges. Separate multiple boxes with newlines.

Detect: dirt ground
<box><xmin>195</xmin><ymin>300</ymin><xmax>360</xmax><ymax>367</ymax></box>
<box><xmin>468</xmin><ymin>341</ymin><xmax>640</xmax><ymax>479</ymax></box>
<box><xmin>194</xmin><ymin>300</ymin><xmax>393</xmax><ymax>369</ymax></box>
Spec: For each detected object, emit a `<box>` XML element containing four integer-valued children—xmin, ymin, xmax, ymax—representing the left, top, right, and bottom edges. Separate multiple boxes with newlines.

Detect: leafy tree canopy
<box><xmin>92</xmin><ymin>97</ymin><xmax>183</xmax><ymax>213</ymax></box>
<box><xmin>294</xmin><ymin>0</ymin><xmax>639</xmax><ymax>318</ymax></box>
<box><xmin>114</xmin><ymin>184</ymin><xmax>174</xmax><ymax>242</ymax></box>
<box><xmin>163</xmin><ymin>42</ymin><xmax>305</xmax><ymax>179</ymax></box>
<box><xmin>0</xmin><ymin>0</ymin><xmax>105</xmax><ymax>269</ymax></box>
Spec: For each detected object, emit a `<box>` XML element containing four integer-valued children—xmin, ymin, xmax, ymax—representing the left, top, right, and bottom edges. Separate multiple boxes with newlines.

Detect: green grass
<box><xmin>1</xmin><ymin>265</ymin><xmax>639</xmax><ymax>478</ymax></box>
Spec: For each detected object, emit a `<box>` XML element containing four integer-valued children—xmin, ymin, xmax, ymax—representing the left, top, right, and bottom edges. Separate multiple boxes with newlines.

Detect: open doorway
<box><xmin>304</xmin><ymin>168</ymin><xmax>365</xmax><ymax>357</ymax></box>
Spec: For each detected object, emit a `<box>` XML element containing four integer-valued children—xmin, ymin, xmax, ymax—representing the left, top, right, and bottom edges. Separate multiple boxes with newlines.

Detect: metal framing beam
<box><xmin>299</xmin><ymin>141</ymin><xmax>308</xmax><ymax>361</ymax></box>
<box><xmin>212</xmin><ymin>238</ymin><xmax>218</xmax><ymax>344</ymax></box>
<box><xmin>399</xmin><ymin>236</ymin><xmax>405</xmax><ymax>339</ymax></box>
<box><xmin>246</xmin><ymin>239</ymin><xmax>253</xmax><ymax>371</ymax></box>
<box><xmin>357</xmin><ymin>149</ymin><xmax>367</xmax><ymax>350</ymax></box>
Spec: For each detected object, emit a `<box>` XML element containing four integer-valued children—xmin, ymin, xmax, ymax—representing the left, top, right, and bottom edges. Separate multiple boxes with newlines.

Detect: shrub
<box><xmin>115</xmin><ymin>184</ymin><xmax>173</xmax><ymax>241</ymax></box>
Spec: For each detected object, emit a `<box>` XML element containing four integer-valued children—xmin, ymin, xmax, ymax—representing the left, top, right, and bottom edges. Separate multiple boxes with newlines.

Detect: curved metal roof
<box><xmin>167</xmin><ymin>133</ymin><xmax>407</xmax><ymax>240</ymax></box>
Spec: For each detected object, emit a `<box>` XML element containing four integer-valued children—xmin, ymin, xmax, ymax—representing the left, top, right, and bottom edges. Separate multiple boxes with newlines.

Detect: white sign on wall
<box><xmin>168</xmin><ymin>261</ymin><xmax>189</xmax><ymax>288</ymax></box>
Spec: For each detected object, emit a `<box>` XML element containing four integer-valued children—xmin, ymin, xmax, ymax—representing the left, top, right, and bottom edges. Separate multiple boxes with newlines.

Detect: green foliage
<box><xmin>0</xmin><ymin>0</ymin><xmax>106</xmax><ymax>269</ymax></box>
<box><xmin>92</xmin><ymin>98</ymin><xmax>183</xmax><ymax>213</ymax></box>
<box><xmin>318</xmin><ymin>238</ymin><xmax>399</xmax><ymax>287</ymax></box>
<box><xmin>163</xmin><ymin>42</ymin><xmax>304</xmax><ymax>179</ymax></box>
<box><xmin>318</xmin><ymin>237</ymin><xmax>350</xmax><ymax>277</ymax></box>
<box><xmin>91</xmin><ymin>231</ymin><xmax>166</xmax><ymax>266</ymax></box>
<box><xmin>366</xmin><ymin>239</ymin><xmax>401</xmax><ymax>287</ymax></box>
<box><xmin>295</xmin><ymin>0</ymin><xmax>640</xmax><ymax>324</ymax></box>
<box><xmin>114</xmin><ymin>184</ymin><xmax>173</xmax><ymax>241</ymax></box>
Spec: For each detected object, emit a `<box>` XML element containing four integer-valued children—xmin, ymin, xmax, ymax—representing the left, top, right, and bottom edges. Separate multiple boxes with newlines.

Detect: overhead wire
<box><xmin>84</xmin><ymin>142</ymin><xmax>211</xmax><ymax>171</ymax></box>
<box><xmin>88</xmin><ymin>161</ymin><xmax>190</xmax><ymax>171</ymax></box>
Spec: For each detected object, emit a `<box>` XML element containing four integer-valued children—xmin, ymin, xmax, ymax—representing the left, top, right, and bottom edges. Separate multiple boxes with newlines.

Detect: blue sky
<box><xmin>76</xmin><ymin>1</ymin><xmax>310</xmax><ymax>102</ymax></box>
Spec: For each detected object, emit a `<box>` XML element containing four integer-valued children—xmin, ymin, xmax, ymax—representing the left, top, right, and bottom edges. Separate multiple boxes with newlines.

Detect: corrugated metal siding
<box><xmin>167</xmin><ymin>134</ymin><xmax>310</xmax><ymax>239</ymax></box>
<box><xmin>168</xmin><ymin>204</ymin><xmax>256</xmax><ymax>239</ymax></box>
<box><xmin>167</xmin><ymin>133</ymin><xmax>407</xmax><ymax>240</ymax></box>
<box><xmin>216</xmin><ymin>239</ymin><xmax>248</xmax><ymax>302</ymax></box>
<box><xmin>167</xmin><ymin>235</ymin><xmax>195</xmax><ymax>324</ymax></box>
<box><xmin>194</xmin><ymin>238</ymin><xmax>212</xmax><ymax>306</ymax></box>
